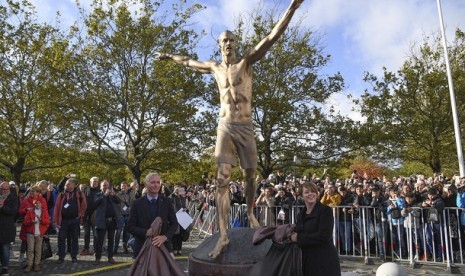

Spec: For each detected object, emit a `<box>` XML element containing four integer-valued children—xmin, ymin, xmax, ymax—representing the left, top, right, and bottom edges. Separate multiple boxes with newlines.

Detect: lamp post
<box><xmin>293</xmin><ymin>155</ymin><xmax>297</xmax><ymax>182</ymax></box>
<box><xmin>436</xmin><ymin>0</ymin><xmax>465</xmax><ymax>176</ymax></box>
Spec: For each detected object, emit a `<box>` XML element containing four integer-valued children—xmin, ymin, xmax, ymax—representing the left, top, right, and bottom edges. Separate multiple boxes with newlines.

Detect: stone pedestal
<box><xmin>188</xmin><ymin>228</ymin><xmax>271</xmax><ymax>276</ymax></box>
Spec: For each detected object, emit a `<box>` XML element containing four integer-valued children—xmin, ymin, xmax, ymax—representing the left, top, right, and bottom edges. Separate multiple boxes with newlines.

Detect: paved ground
<box><xmin>7</xmin><ymin>225</ymin><xmax>464</xmax><ymax>275</ymax></box>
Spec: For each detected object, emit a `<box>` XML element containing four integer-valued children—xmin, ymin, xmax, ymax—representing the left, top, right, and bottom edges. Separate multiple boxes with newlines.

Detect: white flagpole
<box><xmin>436</xmin><ymin>0</ymin><xmax>465</xmax><ymax>176</ymax></box>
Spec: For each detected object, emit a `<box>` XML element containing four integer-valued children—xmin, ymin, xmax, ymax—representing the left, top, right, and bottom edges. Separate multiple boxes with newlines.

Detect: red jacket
<box><xmin>19</xmin><ymin>195</ymin><xmax>48</xmax><ymax>241</ymax></box>
<box><xmin>53</xmin><ymin>189</ymin><xmax>87</xmax><ymax>227</ymax></box>
<box><xmin>23</xmin><ymin>208</ymin><xmax>50</xmax><ymax>237</ymax></box>
<box><xmin>19</xmin><ymin>195</ymin><xmax>48</xmax><ymax>216</ymax></box>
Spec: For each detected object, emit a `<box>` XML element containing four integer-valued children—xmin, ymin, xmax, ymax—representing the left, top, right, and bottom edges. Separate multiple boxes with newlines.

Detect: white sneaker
<box><xmin>18</xmin><ymin>253</ymin><xmax>25</xmax><ymax>263</ymax></box>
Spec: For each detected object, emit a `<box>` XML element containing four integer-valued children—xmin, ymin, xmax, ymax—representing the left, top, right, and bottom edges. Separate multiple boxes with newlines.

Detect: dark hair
<box><xmin>67</xmin><ymin>178</ymin><xmax>78</xmax><ymax>186</ymax></box>
<box><xmin>428</xmin><ymin>188</ymin><xmax>438</xmax><ymax>195</ymax></box>
<box><xmin>404</xmin><ymin>193</ymin><xmax>415</xmax><ymax>199</ymax></box>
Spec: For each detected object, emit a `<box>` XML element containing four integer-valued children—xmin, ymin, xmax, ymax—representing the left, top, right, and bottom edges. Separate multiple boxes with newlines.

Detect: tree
<box><xmin>349</xmin><ymin>157</ymin><xmax>389</xmax><ymax>181</ymax></box>
<box><xmin>0</xmin><ymin>0</ymin><xmax>76</xmax><ymax>184</ymax></box>
<box><xmin>356</xmin><ymin>29</ymin><xmax>465</xmax><ymax>174</ymax></box>
<box><xmin>201</xmin><ymin>5</ymin><xmax>353</xmax><ymax>178</ymax></box>
<box><xmin>58</xmin><ymin>0</ymin><xmax>207</xmax><ymax>183</ymax></box>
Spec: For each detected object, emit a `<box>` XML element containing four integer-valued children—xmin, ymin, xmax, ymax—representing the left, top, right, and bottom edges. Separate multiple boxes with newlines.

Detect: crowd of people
<box><xmin>207</xmin><ymin>170</ymin><xmax>465</xmax><ymax>265</ymax></box>
<box><xmin>0</xmin><ymin>173</ymin><xmax>188</xmax><ymax>275</ymax></box>
<box><xmin>1</xmin><ymin>169</ymin><xmax>465</xmax><ymax>274</ymax></box>
<box><xmin>317</xmin><ymin>172</ymin><xmax>465</xmax><ymax>264</ymax></box>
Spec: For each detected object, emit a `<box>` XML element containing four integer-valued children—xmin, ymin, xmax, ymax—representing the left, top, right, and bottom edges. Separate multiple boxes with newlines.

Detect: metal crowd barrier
<box><xmin>187</xmin><ymin>201</ymin><xmax>465</xmax><ymax>271</ymax></box>
<box><xmin>325</xmin><ymin>206</ymin><xmax>464</xmax><ymax>270</ymax></box>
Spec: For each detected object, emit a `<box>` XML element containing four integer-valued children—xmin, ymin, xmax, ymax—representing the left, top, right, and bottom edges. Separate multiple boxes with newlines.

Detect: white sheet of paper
<box><xmin>176</xmin><ymin>209</ymin><xmax>193</xmax><ymax>230</ymax></box>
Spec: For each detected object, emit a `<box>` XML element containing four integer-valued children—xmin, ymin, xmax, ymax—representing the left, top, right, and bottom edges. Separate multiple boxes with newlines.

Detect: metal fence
<box><xmin>185</xmin><ymin>200</ymin><xmax>465</xmax><ymax>271</ymax></box>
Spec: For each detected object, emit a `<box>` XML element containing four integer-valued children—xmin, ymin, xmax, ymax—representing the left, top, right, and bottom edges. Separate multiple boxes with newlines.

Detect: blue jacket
<box><xmin>386</xmin><ymin>197</ymin><xmax>405</xmax><ymax>225</ymax></box>
<box><xmin>457</xmin><ymin>192</ymin><xmax>465</xmax><ymax>225</ymax></box>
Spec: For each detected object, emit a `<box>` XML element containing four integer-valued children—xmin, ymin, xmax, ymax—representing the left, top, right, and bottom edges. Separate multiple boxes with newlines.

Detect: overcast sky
<box><xmin>24</xmin><ymin>0</ymin><xmax>465</xmax><ymax>120</ymax></box>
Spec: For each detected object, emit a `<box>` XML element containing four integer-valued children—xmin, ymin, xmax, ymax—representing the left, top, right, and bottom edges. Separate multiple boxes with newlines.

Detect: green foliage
<box><xmin>57</xmin><ymin>0</ymin><xmax>207</xmax><ymax>183</ymax></box>
<box><xmin>0</xmin><ymin>0</ymin><xmax>76</xmax><ymax>183</ymax></box>
<box><xmin>162</xmin><ymin>147</ymin><xmax>216</xmax><ymax>184</ymax></box>
<box><xmin>12</xmin><ymin>1</ymin><xmax>463</xmax><ymax>184</ymax></box>
<box><xmin>20</xmin><ymin>148</ymin><xmax>133</xmax><ymax>185</ymax></box>
<box><xmin>394</xmin><ymin>161</ymin><xmax>432</xmax><ymax>178</ymax></box>
<box><xmin>357</xmin><ymin>29</ymin><xmax>465</xmax><ymax>173</ymax></box>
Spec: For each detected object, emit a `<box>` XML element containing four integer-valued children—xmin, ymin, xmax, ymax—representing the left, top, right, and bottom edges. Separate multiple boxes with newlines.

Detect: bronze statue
<box><xmin>157</xmin><ymin>0</ymin><xmax>304</xmax><ymax>258</ymax></box>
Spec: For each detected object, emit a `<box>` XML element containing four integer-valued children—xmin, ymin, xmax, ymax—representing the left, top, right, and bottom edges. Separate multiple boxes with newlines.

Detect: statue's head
<box><xmin>218</xmin><ymin>30</ymin><xmax>237</xmax><ymax>57</ymax></box>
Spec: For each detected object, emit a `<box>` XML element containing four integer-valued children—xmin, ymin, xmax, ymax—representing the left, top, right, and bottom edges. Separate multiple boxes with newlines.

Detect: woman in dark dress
<box><xmin>291</xmin><ymin>182</ymin><xmax>341</xmax><ymax>276</ymax></box>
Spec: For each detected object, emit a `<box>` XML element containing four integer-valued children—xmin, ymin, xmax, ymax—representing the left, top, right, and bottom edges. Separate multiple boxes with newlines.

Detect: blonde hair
<box><xmin>31</xmin><ymin>186</ymin><xmax>42</xmax><ymax>193</ymax></box>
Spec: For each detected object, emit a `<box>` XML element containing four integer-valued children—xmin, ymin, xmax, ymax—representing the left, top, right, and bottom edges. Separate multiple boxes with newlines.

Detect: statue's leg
<box><xmin>208</xmin><ymin>163</ymin><xmax>231</xmax><ymax>258</ymax></box>
<box><xmin>243</xmin><ymin>168</ymin><xmax>260</xmax><ymax>229</ymax></box>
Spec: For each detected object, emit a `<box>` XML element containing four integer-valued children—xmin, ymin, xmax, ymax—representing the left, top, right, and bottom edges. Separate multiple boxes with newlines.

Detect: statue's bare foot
<box><xmin>208</xmin><ymin>238</ymin><xmax>229</xmax><ymax>258</ymax></box>
<box><xmin>248</xmin><ymin>214</ymin><xmax>260</xmax><ymax>229</ymax></box>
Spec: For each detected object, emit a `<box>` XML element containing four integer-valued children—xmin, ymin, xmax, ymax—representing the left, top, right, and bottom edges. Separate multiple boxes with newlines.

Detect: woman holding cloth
<box><xmin>290</xmin><ymin>182</ymin><xmax>340</xmax><ymax>275</ymax></box>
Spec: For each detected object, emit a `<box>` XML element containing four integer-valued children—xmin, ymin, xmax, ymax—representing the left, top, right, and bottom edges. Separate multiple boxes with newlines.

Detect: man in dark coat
<box><xmin>0</xmin><ymin>181</ymin><xmax>19</xmax><ymax>275</ymax></box>
<box><xmin>81</xmin><ymin>176</ymin><xmax>100</xmax><ymax>256</ymax></box>
<box><xmin>126</xmin><ymin>173</ymin><xmax>178</xmax><ymax>259</ymax></box>
<box><xmin>92</xmin><ymin>180</ymin><xmax>122</xmax><ymax>264</ymax></box>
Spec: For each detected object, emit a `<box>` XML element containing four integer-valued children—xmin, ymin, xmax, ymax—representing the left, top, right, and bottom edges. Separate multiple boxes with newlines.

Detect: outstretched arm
<box><xmin>247</xmin><ymin>0</ymin><xmax>304</xmax><ymax>64</ymax></box>
<box><xmin>157</xmin><ymin>52</ymin><xmax>213</xmax><ymax>73</ymax></box>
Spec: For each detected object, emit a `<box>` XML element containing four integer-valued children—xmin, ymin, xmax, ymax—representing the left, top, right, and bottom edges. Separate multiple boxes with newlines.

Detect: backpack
<box><xmin>390</xmin><ymin>207</ymin><xmax>401</xmax><ymax>219</ymax></box>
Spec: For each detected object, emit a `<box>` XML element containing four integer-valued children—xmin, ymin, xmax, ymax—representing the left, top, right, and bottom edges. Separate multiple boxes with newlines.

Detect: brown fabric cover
<box><xmin>128</xmin><ymin>217</ymin><xmax>186</xmax><ymax>276</ymax></box>
<box><xmin>249</xmin><ymin>224</ymin><xmax>302</xmax><ymax>276</ymax></box>
<box><xmin>252</xmin><ymin>224</ymin><xmax>295</xmax><ymax>245</ymax></box>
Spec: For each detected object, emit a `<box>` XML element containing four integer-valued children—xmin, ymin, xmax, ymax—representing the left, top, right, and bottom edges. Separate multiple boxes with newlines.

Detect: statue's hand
<box><xmin>291</xmin><ymin>0</ymin><xmax>304</xmax><ymax>9</ymax></box>
<box><xmin>155</xmin><ymin>52</ymin><xmax>169</xmax><ymax>60</ymax></box>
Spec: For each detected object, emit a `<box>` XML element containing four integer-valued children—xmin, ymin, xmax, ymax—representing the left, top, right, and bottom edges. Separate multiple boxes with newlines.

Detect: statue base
<box><xmin>188</xmin><ymin>228</ymin><xmax>271</xmax><ymax>276</ymax></box>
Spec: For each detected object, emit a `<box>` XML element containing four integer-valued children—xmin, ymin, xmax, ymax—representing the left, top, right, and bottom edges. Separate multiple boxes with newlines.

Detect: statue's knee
<box><xmin>217</xmin><ymin>172</ymin><xmax>230</xmax><ymax>182</ymax></box>
<box><xmin>217</xmin><ymin>177</ymin><xmax>229</xmax><ymax>185</ymax></box>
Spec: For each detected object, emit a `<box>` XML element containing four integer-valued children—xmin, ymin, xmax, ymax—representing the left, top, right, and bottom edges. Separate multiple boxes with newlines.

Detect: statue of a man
<box><xmin>157</xmin><ymin>0</ymin><xmax>304</xmax><ymax>258</ymax></box>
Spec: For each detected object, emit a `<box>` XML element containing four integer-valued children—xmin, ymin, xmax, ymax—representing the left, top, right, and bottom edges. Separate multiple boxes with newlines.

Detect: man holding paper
<box><xmin>170</xmin><ymin>186</ymin><xmax>191</xmax><ymax>255</ymax></box>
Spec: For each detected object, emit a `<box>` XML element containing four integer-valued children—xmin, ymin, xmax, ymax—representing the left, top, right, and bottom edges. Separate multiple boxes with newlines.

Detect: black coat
<box><xmin>296</xmin><ymin>201</ymin><xmax>340</xmax><ymax>276</ymax></box>
<box><xmin>126</xmin><ymin>194</ymin><xmax>178</xmax><ymax>257</ymax></box>
<box><xmin>85</xmin><ymin>187</ymin><xmax>101</xmax><ymax>217</ymax></box>
<box><xmin>93</xmin><ymin>192</ymin><xmax>123</xmax><ymax>230</ymax></box>
<box><xmin>0</xmin><ymin>190</ymin><xmax>19</xmax><ymax>243</ymax></box>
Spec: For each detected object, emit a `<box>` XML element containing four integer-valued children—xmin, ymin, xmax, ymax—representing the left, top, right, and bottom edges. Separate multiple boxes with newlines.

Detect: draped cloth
<box><xmin>128</xmin><ymin>217</ymin><xmax>186</xmax><ymax>276</ymax></box>
<box><xmin>248</xmin><ymin>224</ymin><xmax>302</xmax><ymax>276</ymax></box>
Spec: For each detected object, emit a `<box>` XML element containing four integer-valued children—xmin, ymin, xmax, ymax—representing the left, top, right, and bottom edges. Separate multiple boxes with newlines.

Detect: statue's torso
<box><xmin>212</xmin><ymin>59</ymin><xmax>253</xmax><ymax>123</ymax></box>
